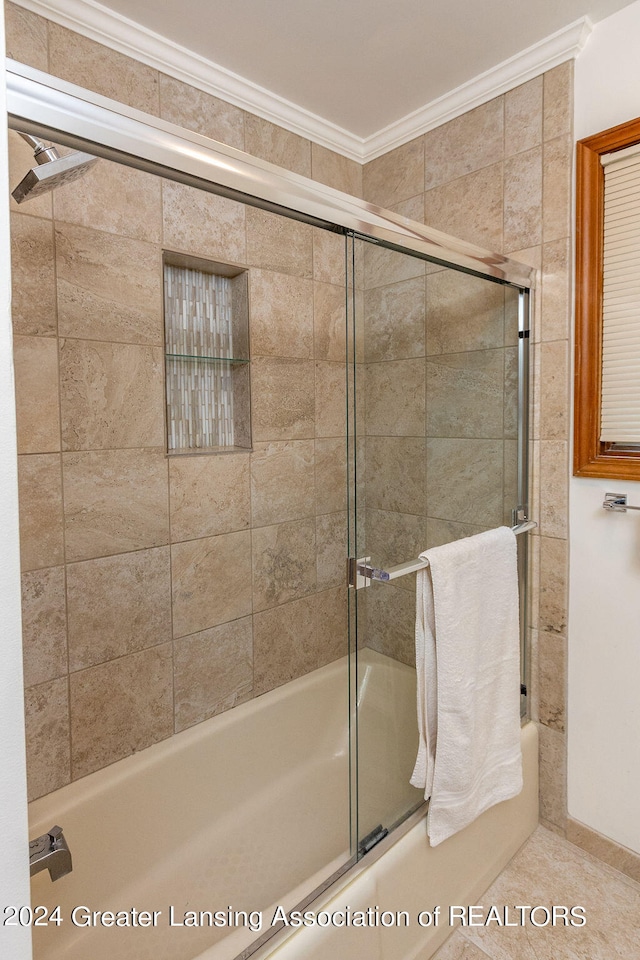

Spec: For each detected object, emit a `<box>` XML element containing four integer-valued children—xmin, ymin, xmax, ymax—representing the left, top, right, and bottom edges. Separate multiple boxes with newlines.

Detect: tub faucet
<box><xmin>29</xmin><ymin>825</ymin><xmax>72</xmax><ymax>882</ymax></box>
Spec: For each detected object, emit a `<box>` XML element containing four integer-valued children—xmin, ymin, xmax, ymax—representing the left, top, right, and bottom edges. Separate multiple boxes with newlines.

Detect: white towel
<box><xmin>410</xmin><ymin>526</ymin><xmax>523</xmax><ymax>846</ymax></box>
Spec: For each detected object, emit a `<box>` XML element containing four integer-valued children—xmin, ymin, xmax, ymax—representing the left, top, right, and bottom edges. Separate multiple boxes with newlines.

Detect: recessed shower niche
<box><xmin>163</xmin><ymin>253</ymin><xmax>251</xmax><ymax>454</ymax></box>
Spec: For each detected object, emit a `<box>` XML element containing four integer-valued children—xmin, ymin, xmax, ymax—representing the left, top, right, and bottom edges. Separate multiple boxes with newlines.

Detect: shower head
<box><xmin>12</xmin><ymin>133</ymin><xmax>99</xmax><ymax>204</ymax></box>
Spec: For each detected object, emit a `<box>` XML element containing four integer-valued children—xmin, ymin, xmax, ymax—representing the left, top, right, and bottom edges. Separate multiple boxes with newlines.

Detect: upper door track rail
<box><xmin>5</xmin><ymin>59</ymin><xmax>536</xmax><ymax>289</ymax></box>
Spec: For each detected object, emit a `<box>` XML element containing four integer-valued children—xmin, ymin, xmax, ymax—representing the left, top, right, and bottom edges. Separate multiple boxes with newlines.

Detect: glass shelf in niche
<box><xmin>163</xmin><ymin>254</ymin><xmax>251</xmax><ymax>454</ymax></box>
<box><xmin>165</xmin><ymin>354</ymin><xmax>249</xmax><ymax>364</ymax></box>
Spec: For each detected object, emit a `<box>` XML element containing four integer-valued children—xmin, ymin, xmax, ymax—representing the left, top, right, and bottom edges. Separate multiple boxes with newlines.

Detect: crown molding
<box><xmin>10</xmin><ymin>0</ymin><xmax>592</xmax><ymax>164</ymax></box>
<box><xmin>11</xmin><ymin>0</ymin><xmax>365</xmax><ymax>161</ymax></box>
<box><xmin>362</xmin><ymin>17</ymin><xmax>593</xmax><ymax>161</ymax></box>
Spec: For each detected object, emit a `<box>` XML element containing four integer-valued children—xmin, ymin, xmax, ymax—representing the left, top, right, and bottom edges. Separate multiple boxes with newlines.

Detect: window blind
<box><xmin>600</xmin><ymin>143</ymin><xmax>640</xmax><ymax>443</ymax></box>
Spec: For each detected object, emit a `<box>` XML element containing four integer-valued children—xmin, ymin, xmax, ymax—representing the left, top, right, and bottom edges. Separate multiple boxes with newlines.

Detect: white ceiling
<box><xmin>12</xmin><ymin>0</ymin><xmax>638</xmax><ymax>159</ymax></box>
<box><xmin>64</xmin><ymin>0</ymin><xmax>633</xmax><ymax>138</ymax></box>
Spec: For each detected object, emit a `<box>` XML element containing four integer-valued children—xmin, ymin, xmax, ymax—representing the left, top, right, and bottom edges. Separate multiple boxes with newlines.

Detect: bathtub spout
<box><xmin>29</xmin><ymin>825</ymin><xmax>72</xmax><ymax>881</ymax></box>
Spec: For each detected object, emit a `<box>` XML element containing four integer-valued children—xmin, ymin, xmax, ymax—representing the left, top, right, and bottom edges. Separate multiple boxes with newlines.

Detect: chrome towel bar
<box><xmin>603</xmin><ymin>492</ymin><xmax>640</xmax><ymax>513</ymax></box>
<box><xmin>356</xmin><ymin>521</ymin><xmax>537</xmax><ymax>584</ymax></box>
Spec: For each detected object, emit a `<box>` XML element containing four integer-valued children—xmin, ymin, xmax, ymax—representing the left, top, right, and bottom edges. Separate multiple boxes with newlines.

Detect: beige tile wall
<box><xmin>6</xmin><ymin>1</ymin><xmax>570</xmax><ymax>840</ymax></box>
<box><xmin>12</xmin><ymin>158</ymin><xmax>352</xmax><ymax>798</ymax></box>
<box><xmin>360</xmin><ymin>243</ymin><xmax>519</xmax><ymax>665</ymax></box>
<box><xmin>6</xmin><ymin>1</ymin><xmax>362</xmax><ymax>801</ymax></box>
<box><xmin>363</xmin><ymin>67</ymin><xmax>573</xmax><ymax>834</ymax></box>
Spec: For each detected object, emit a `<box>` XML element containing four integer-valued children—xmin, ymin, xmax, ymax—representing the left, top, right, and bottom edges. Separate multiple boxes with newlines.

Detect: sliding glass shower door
<box><xmin>347</xmin><ymin>234</ymin><xmax>527</xmax><ymax>855</ymax></box>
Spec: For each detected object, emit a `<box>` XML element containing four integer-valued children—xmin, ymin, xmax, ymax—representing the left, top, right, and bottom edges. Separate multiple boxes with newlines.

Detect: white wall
<box><xmin>0</xmin><ymin>6</ymin><xmax>34</xmax><ymax>957</ymax></box>
<box><xmin>569</xmin><ymin>0</ymin><xmax>640</xmax><ymax>855</ymax></box>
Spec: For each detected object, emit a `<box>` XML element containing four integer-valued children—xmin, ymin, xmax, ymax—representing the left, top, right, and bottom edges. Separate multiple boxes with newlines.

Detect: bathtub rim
<box><xmin>232</xmin><ymin>719</ymin><xmax>536</xmax><ymax>960</ymax></box>
<box><xmin>233</xmin><ymin>799</ymin><xmax>428</xmax><ymax>960</ymax></box>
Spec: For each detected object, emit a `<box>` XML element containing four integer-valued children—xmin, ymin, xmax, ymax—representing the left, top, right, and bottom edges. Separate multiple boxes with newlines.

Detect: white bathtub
<box><xmin>28</xmin><ymin>650</ymin><xmax>537</xmax><ymax>960</ymax></box>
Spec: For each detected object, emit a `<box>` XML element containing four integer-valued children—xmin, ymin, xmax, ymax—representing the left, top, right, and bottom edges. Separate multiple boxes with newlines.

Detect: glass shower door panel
<box><xmin>12</xmin><ymin>129</ymin><xmax>354</xmax><ymax>960</ymax></box>
<box><xmin>352</xmin><ymin>237</ymin><xmax>525</xmax><ymax>853</ymax></box>
<box><xmin>351</xmin><ymin>237</ymin><xmax>428</xmax><ymax>850</ymax></box>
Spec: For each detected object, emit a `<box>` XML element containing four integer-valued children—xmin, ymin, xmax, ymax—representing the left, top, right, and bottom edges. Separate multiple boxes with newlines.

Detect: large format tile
<box><xmin>435</xmin><ymin>826</ymin><xmax>640</xmax><ymax>959</ymax></box>
<box><xmin>162</xmin><ymin>180</ymin><xmax>246</xmax><ymax>264</ymax></box>
<box><xmin>48</xmin><ymin>23</ymin><xmax>160</xmax><ymax>114</ymax></box>
<box><xmin>504</xmin><ymin>147</ymin><xmax>543</xmax><ymax>252</ymax></box>
<box><xmin>363</xmin><ymin>138</ymin><xmax>424</xmax><ymax>208</ymax></box>
<box><xmin>54</xmin><ymin>159</ymin><xmax>162</xmax><ymax>244</ymax></box>
<box><xmin>538</xmin><ymin>534</ymin><xmax>568</xmax><ymax>635</ymax></box>
<box><xmin>4</xmin><ymin>1</ymin><xmax>48</xmax><ymax>70</ymax></box>
<box><xmin>365</xmin><ymin>508</ymin><xmax>428</xmax><ymax>571</ymax></box>
<box><xmin>314</xmin><ymin>281</ymin><xmax>346</xmax><ymax>362</ymax></box>
<box><xmin>159</xmin><ymin>74</ymin><xmax>245</xmax><ymax>149</ymax></box>
<box><xmin>432</xmin><ymin>937</ymin><xmax>490</xmax><ymax>960</ymax></box>
<box><xmin>366</xmin><ymin>581</ymin><xmax>415</xmax><ymax>665</ymax></box>
<box><xmin>250</xmin><ymin>440</ymin><xmax>315</xmax><ymax>527</ymax></box>
<box><xmin>171</xmin><ymin>531</ymin><xmax>252</xmax><ymax>638</ymax></box>
<box><xmin>66</xmin><ymin>547</ymin><xmax>172</xmax><ymax>671</ymax></box>
<box><xmin>539</xmin><ymin>340</ymin><xmax>569</xmax><ymax>441</ymax></box>
<box><xmin>70</xmin><ymin>644</ymin><xmax>173</xmax><ymax>779</ymax></box>
<box><xmin>249</xmin><ymin>269</ymin><xmax>314</xmax><ymax>358</ymax></box>
<box><xmin>424</xmin><ymin>163</ymin><xmax>504</xmax><ymax>251</ymax></box>
<box><xmin>542</xmin><ymin>135</ymin><xmax>572</xmax><ymax>244</ymax></box>
<box><xmin>315</xmin><ymin>586</ymin><xmax>348</xmax><ymax>665</ymax></box>
<box><xmin>365</xmin><ymin>359</ymin><xmax>425</xmax><ymax>436</ymax></box>
<box><xmin>315</xmin><ymin>437</ymin><xmax>347</xmax><ymax>515</ymax></box>
<box><xmin>10</xmin><ymin>212</ymin><xmax>56</xmax><ymax>335</ymax></box>
<box><xmin>316</xmin><ymin>512</ymin><xmax>347</xmax><ymax>591</ymax></box>
<box><xmin>169</xmin><ymin>452</ymin><xmax>251</xmax><ymax>541</ymax></box>
<box><xmin>363</xmin><ymin>241</ymin><xmax>425</xmax><ymax>291</ymax></box>
<box><xmin>253</xmin><ymin>594</ymin><xmax>317</xmax><ymax>696</ymax></box>
<box><xmin>427</xmin><ymin>349</ymin><xmax>505</xmax><ymax>439</ymax></box>
<box><xmin>252</xmin><ymin>517</ymin><xmax>316</xmax><ymax>611</ymax></box>
<box><xmin>390</xmin><ymin>192</ymin><xmax>425</xmax><ymax>224</ymax></box>
<box><xmin>504</xmin><ymin>76</ymin><xmax>543</xmax><ymax>158</ymax></box>
<box><xmin>24</xmin><ymin>678</ymin><xmax>70</xmax><ymax>801</ymax></box>
<box><xmin>465</xmin><ymin>827</ymin><xmax>640</xmax><ymax>959</ymax></box>
<box><xmin>538</xmin><ymin>441</ymin><xmax>568</xmax><ymax>539</ymax></box>
<box><xmin>424</xmin><ymin>98</ymin><xmax>504</xmax><ymax>190</ymax></box>
<box><xmin>13</xmin><ymin>335</ymin><xmax>60</xmax><ymax>454</ymax></box>
<box><xmin>63</xmin><ymin>448</ymin><xmax>169</xmax><ymax>561</ymax></box>
<box><xmin>426</xmin><ymin>269</ymin><xmax>505</xmax><ymax>355</ymax></box>
<box><xmin>174</xmin><ymin>617</ymin><xmax>253</xmax><ymax>732</ymax></box>
<box><xmin>251</xmin><ymin>357</ymin><xmax>315</xmax><ymax>441</ymax></box>
<box><xmin>426</xmin><ymin>517</ymin><xmax>490</xmax><ymax>548</ymax></box>
<box><xmin>311</xmin><ymin>143</ymin><xmax>362</xmax><ymax>196</ymax></box>
<box><xmin>244</xmin><ymin>115</ymin><xmax>311</xmax><ymax>176</ymax></box>
<box><xmin>315</xmin><ymin>361</ymin><xmax>347</xmax><ymax>437</ymax></box>
<box><xmin>426</xmin><ymin>438</ymin><xmax>504</xmax><ymax>526</ymax></box>
<box><xmin>364</xmin><ymin>275</ymin><xmax>425</xmax><ymax>361</ymax></box>
<box><xmin>18</xmin><ymin>454</ymin><xmax>64</xmax><ymax>572</ymax></box>
<box><xmin>538</xmin><ymin>724</ymin><xmax>566</xmax><ymax>830</ymax></box>
<box><xmin>246</xmin><ymin>207</ymin><xmax>313</xmax><ymax>278</ymax></box>
<box><xmin>59</xmin><ymin>340</ymin><xmax>165</xmax><ymax>450</ymax></box>
<box><xmin>543</xmin><ymin>61</ymin><xmax>573</xmax><ymax>142</ymax></box>
<box><xmin>312</xmin><ymin>229</ymin><xmax>347</xmax><ymax>285</ymax></box>
<box><xmin>541</xmin><ymin>238</ymin><xmax>571</xmax><ymax>342</ymax></box>
<box><xmin>365</xmin><ymin>436</ymin><xmax>426</xmax><ymax>515</ymax></box>
<box><xmin>55</xmin><ymin>222</ymin><xmax>162</xmax><ymax>344</ymax></box>
<box><xmin>538</xmin><ymin>630</ymin><xmax>566</xmax><ymax>732</ymax></box>
<box><xmin>21</xmin><ymin>567</ymin><xmax>67</xmax><ymax>688</ymax></box>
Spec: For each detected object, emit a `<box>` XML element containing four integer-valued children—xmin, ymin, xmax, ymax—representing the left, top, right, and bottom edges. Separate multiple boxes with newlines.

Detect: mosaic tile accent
<box><xmin>164</xmin><ymin>263</ymin><xmax>247</xmax><ymax>451</ymax></box>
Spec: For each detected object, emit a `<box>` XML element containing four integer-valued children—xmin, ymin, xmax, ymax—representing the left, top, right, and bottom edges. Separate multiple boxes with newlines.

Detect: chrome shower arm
<box><xmin>17</xmin><ymin>131</ymin><xmax>60</xmax><ymax>164</ymax></box>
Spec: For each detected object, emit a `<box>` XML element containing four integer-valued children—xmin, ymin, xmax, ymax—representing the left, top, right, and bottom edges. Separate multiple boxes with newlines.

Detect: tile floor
<box><xmin>431</xmin><ymin>825</ymin><xmax>640</xmax><ymax>959</ymax></box>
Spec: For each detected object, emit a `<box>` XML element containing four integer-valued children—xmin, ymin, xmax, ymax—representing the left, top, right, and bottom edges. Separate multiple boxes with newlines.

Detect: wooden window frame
<box><xmin>574</xmin><ymin>115</ymin><xmax>640</xmax><ymax>479</ymax></box>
